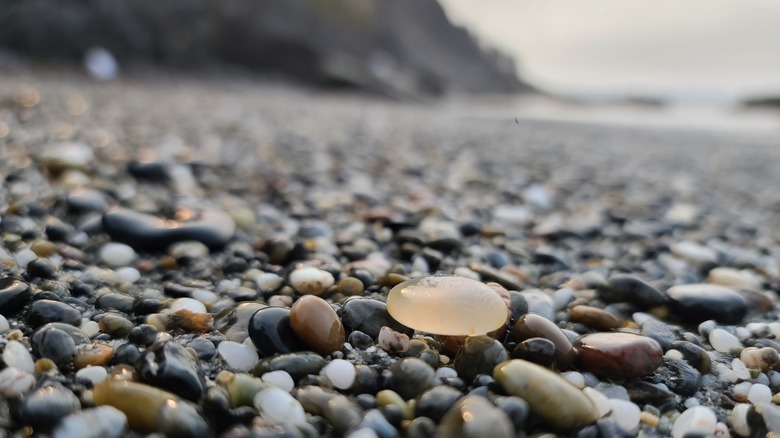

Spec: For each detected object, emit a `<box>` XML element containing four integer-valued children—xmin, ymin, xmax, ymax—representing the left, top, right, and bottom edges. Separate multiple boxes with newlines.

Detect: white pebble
<box><xmin>53</xmin><ymin>406</ymin><xmax>127</xmax><ymax>438</ymax></box>
<box><xmin>729</xmin><ymin>403</ymin><xmax>752</xmax><ymax>437</ymax></box>
<box><xmin>561</xmin><ymin>371</ymin><xmax>585</xmax><ymax>389</ymax></box>
<box><xmin>608</xmin><ymin>399</ymin><xmax>641</xmax><ymax>432</ymax></box>
<box><xmin>80</xmin><ymin>320</ymin><xmax>100</xmax><ymax>337</ymax></box>
<box><xmin>710</xmin><ymin>328</ymin><xmax>742</xmax><ymax>353</ymax></box>
<box><xmin>632</xmin><ymin>312</ymin><xmax>653</xmax><ymax>326</ymax></box>
<box><xmin>190</xmin><ymin>289</ymin><xmax>218</xmax><ymax>307</ymax></box>
<box><xmin>289</xmin><ymin>267</ymin><xmax>335</xmax><ymax>295</ymax></box>
<box><xmin>321</xmin><ymin>359</ymin><xmax>356</xmax><ymax>390</ymax></box>
<box><xmin>254</xmin><ymin>387</ymin><xmax>307</xmax><ymax>425</ymax></box>
<box><xmin>261</xmin><ymin>370</ymin><xmax>295</xmax><ymax>392</ymax></box>
<box><xmin>707</xmin><ymin>267</ymin><xmax>761</xmax><ymax>290</ymax></box>
<box><xmin>732</xmin><ymin>359</ymin><xmax>752</xmax><ymax>380</ymax></box>
<box><xmin>218</xmin><ymin>341</ymin><xmax>259</xmax><ymax>371</ymax></box>
<box><xmin>583</xmin><ymin>387</ymin><xmax>612</xmax><ymax>418</ymax></box>
<box><xmin>254</xmin><ymin>272</ymin><xmax>284</xmax><ymax>291</ymax></box>
<box><xmin>733</xmin><ymin>382</ymin><xmax>752</xmax><ymax>400</ymax></box>
<box><xmin>683</xmin><ymin>397</ymin><xmax>700</xmax><ymax>408</ymax></box>
<box><xmin>115</xmin><ymin>267</ymin><xmax>140</xmax><ymax>283</ymax></box>
<box><xmin>99</xmin><ymin>243</ymin><xmax>136</xmax><ymax>267</ymax></box>
<box><xmin>83</xmin><ymin>47</ymin><xmax>119</xmax><ymax>81</ymax></box>
<box><xmin>75</xmin><ymin>366</ymin><xmax>108</xmax><ymax>385</ymax></box>
<box><xmin>170</xmin><ymin>298</ymin><xmax>207</xmax><ymax>314</ymax></box>
<box><xmin>2</xmin><ymin>341</ymin><xmax>34</xmax><ymax>374</ymax></box>
<box><xmin>748</xmin><ymin>383</ymin><xmax>772</xmax><ymax>404</ymax></box>
<box><xmin>0</xmin><ymin>315</ymin><xmax>9</xmax><ymax>333</ymax></box>
<box><xmin>346</xmin><ymin>428</ymin><xmax>379</xmax><ymax>438</ymax></box>
<box><xmin>0</xmin><ymin>367</ymin><xmax>35</xmax><ymax>397</ymax></box>
<box><xmin>715</xmin><ymin>363</ymin><xmax>738</xmax><ymax>383</ymax></box>
<box><xmin>769</xmin><ymin>322</ymin><xmax>780</xmax><ymax>339</ymax></box>
<box><xmin>769</xmin><ymin>370</ymin><xmax>780</xmax><ymax>387</ymax></box>
<box><xmin>746</xmin><ymin>322</ymin><xmax>771</xmax><ymax>338</ymax></box>
<box><xmin>15</xmin><ymin>249</ymin><xmax>37</xmax><ymax>268</ymax></box>
<box><xmin>168</xmin><ymin>241</ymin><xmax>209</xmax><ymax>259</ymax></box>
<box><xmin>665</xmin><ymin>350</ymin><xmax>684</xmax><ymax>361</ymax></box>
<box><xmin>672</xmin><ymin>406</ymin><xmax>717</xmax><ymax>438</ymax></box>
<box><xmin>435</xmin><ymin>367</ymin><xmax>458</xmax><ymax>380</ymax></box>
<box><xmin>452</xmin><ymin>267</ymin><xmax>480</xmax><ymax>281</ymax></box>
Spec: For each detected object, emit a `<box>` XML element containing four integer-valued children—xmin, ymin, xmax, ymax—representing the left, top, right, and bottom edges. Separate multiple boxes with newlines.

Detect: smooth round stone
<box><xmin>93</xmin><ymin>379</ymin><xmax>209</xmax><ymax>436</ymax></box>
<box><xmin>52</xmin><ymin>406</ymin><xmax>128</xmax><ymax>438</ymax></box>
<box><xmin>99</xmin><ymin>243</ymin><xmax>136</xmax><ymax>267</ymax></box>
<box><xmin>289</xmin><ymin>295</ymin><xmax>345</xmax><ymax>355</ymax></box>
<box><xmin>390</xmin><ymin>358</ymin><xmax>436</xmax><ymax>400</ymax></box>
<box><xmin>36</xmin><ymin>327</ymin><xmax>77</xmax><ymax>368</ymax></box>
<box><xmin>322</xmin><ymin>359</ymin><xmax>357</xmax><ymax>390</ymax></box>
<box><xmin>707</xmin><ymin>267</ymin><xmax>761</xmax><ymax>290</ymax></box>
<box><xmin>248</xmin><ymin>307</ymin><xmax>306</xmax><ymax>356</ymax></box>
<box><xmin>169</xmin><ymin>309</ymin><xmax>213</xmax><ymax>333</ymax></box>
<box><xmin>261</xmin><ymin>370</ymin><xmax>295</xmax><ymax>392</ymax></box>
<box><xmin>340</xmin><ymin>297</ymin><xmax>412</xmax><ymax>339</ymax></box>
<box><xmin>215</xmin><ymin>302</ymin><xmax>265</xmax><ymax>343</ymax></box>
<box><xmin>254</xmin><ymin>387</ymin><xmax>307</xmax><ymax>425</ymax></box>
<box><xmin>168</xmin><ymin>241</ymin><xmax>210</xmax><ymax>259</ymax></box>
<box><xmin>573</xmin><ymin>333</ymin><xmax>663</xmax><ymax>379</ymax></box>
<box><xmin>96</xmin><ymin>293</ymin><xmax>135</xmax><ymax>312</ymax></box>
<box><xmin>27</xmin><ymin>300</ymin><xmax>82</xmax><ymax>328</ymax></box>
<box><xmin>454</xmin><ymin>335</ymin><xmax>509</xmax><ymax>384</ymax></box>
<box><xmin>3</xmin><ymin>340</ymin><xmax>35</xmax><ymax>374</ymax></box>
<box><xmin>253</xmin><ymin>272</ymin><xmax>284</xmax><ymax>292</ymax></box>
<box><xmin>669</xmin><ymin>341</ymin><xmax>711</xmax><ymax>373</ymax></box>
<box><xmin>671</xmin><ymin>406</ymin><xmax>717</xmax><ymax>438</ymax></box>
<box><xmin>0</xmin><ymin>276</ymin><xmax>32</xmax><ymax>316</ymax></box>
<box><xmin>569</xmin><ymin>305</ymin><xmax>622</xmax><ymax>330</ymax></box>
<box><xmin>170</xmin><ymin>297</ymin><xmax>207</xmax><ymax>314</ymax></box>
<box><xmin>75</xmin><ymin>365</ymin><xmax>109</xmax><ymax>385</ymax></box>
<box><xmin>511</xmin><ymin>313</ymin><xmax>575</xmax><ymax>367</ymax></box>
<box><xmin>608</xmin><ymin>399</ymin><xmax>641</xmax><ymax>432</ymax></box>
<box><xmin>748</xmin><ymin>383</ymin><xmax>772</xmax><ymax>404</ymax></box>
<box><xmin>218</xmin><ymin>340</ymin><xmax>260</xmax><ymax>371</ymax></box>
<box><xmin>387</xmin><ymin>276</ymin><xmax>507</xmax><ymax>336</ymax></box>
<box><xmin>599</xmin><ymin>274</ymin><xmax>667</xmax><ymax>308</ymax></box>
<box><xmin>253</xmin><ymin>352</ymin><xmax>326</xmax><ymax>382</ymax></box>
<box><xmin>667</xmin><ymin>284</ymin><xmax>747</xmax><ymax>324</ymax></box>
<box><xmin>20</xmin><ymin>383</ymin><xmax>81</xmax><ymax>428</ymax></box>
<box><xmin>138</xmin><ymin>341</ymin><xmax>207</xmax><ymax>401</ymax></box>
<box><xmin>0</xmin><ymin>315</ymin><xmax>9</xmax><ymax>332</ymax></box>
<box><xmin>0</xmin><ymin>366</ymin><xmax>35</xmax><ymax>397</ymax></box>
<box><xmin>741</xmin><ymin>347</ymin><xmax>779</xmax><ymax>371</ymax></box>
<box><xmin>115</xmin><ymin>267</ymin><xmax>141</xmax><ymax>283</ymax></box>
<box><xmin>289</xmin><ymin>267</ymin><xmax>335</xmax><ymax>296</ymax></box>
<box><xmin>337</xmin><ymin>277</ymin><xmax>365</xmax><ymax>296</ymax></box>
<box><xmin>494</xmin><ymin>359</ymin><xmax>599</xmax><ymax>431</ymax></box>
<box><xmin>99</xmin><ymin>314</ymin><xmax>133</xmax><ymax>338</ymax></box>
<box><xmin>709</xmin><ymin>328</ymin><xmax>743</xmax><ymax>353</ymax></box>
<box><xmin>102</xmin><ymin>208</ymin><xmax>236</xmax><ymax>251</ymax></box>
<box><xmin>415</xmin><ymin>386</ymin><xmax>463</xmax><ymax>423</ymax></box>
<box><xmin>437</xmin><ymin>395</ymin><xmax>514</xmax><ymax>438</ymax></box>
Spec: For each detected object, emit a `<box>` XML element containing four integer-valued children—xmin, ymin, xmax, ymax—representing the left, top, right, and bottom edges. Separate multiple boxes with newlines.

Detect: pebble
<box><xmin>0</xmin><ymin>276</ymin><xmax>32</xmax><ymax>315</ymax></box>
<box><xmin>415</xmin><ymin>385</ymin><xmax>463</xmax><ymax>423</ymax></box>
<box><xmin>168</xmin><ymin>240</ymin><xmax>210</xmax><ymax>259</ymax></box>
<box><xmin>253</xmin><ymin>351</ymin><xmax>326</xmax><ymax>382</ymax></box>
<box><xmin>3</xmin><ymin>340</ymin><xmax>35</xmax><ymax>374</ymax></box>
<box><xmin>99</xmin><ymin>242</ymin><xmax>137</xmax><ymax>267</ymax></box>
<box><xmin>52</xmin><ymin>406</ymin><xmax>128</xmax><ymax>438</ymax></box>
<box><xmin>599</xmin><ymin>274</ymin><xmax>667</xmax><ymax>308</ymax></box>
<box><xmin>494</xmin><ymin>359</ymin><xmax>599</xmax><ymax>430</ymax></box>
<box><xmin>289</xmin><ymin>295</ymin><xmax>345</xmax><ymax>355</ymax></box>
<box><xmin>573</xmin><ymin>332</ymin><xmax>663</xmax><ymax>379</ymax></box>
<box><xmin>0</xmin><ymin>366</ymin><xmax>35</xmax><ymax>397</ymax></box>
<box><xmin>709</xmin><ymin>328</ymin><xmax>743</xmax><ymax>353</ymax></box>
<box><xmin>437</xmin><ymin>395</ymin><xmax>514</xmax><ymax>438</ymax></box>
<box><xmin>389</xmin><ymin>358</ymin><xmax>436</xmax><ymax>399</ymax></box>
<box><xmin>253</xmin><ymin>272</ymin><xmax>284</xmax><ymax>292</ymax></box>
<box><xmin>671</xmin><ymin>405</ymin><xmax>717</xmax><ymax>438</ymax></box>
<box><xmin>748</xmin><ymin>383</ymin><xmax>772</xmax><ymax>404</ymax></box>
<box><xmin>569</xmin><ymin>305</ymin><xmax>622</xmax><ymax>330</ymax></box>
<box><xmin>607</xmin><ymin>399</ymin><xmax>641</xmax><ymax>432</ymax></box>
<box><xmin>289</xmin><ymin>266</ymin><xmax>335</xmax><ymax>295</ymax></box>
<box><xmin>322</xmin><ymin>358</ymin><xmax>357</xmax><ymax>390</ymax></box>
<box><xmin>667</xmin><ymin>284</ymin><xmax>747</xmax><ymax>324</ymax></box>
<box><xmin>138</xmin><ymin>341</ymin><xmax>207</xmax><ymax>401</ymax></box>
<box><xmin>75</xmin><ymin>365</ymin><xmax>109</xmax><ymax>385</ymax></box>
<box><xmin>27</xmin><ymin>299</ymin><xmax>82</xmax><ymax>328</ymax></box>
<box><xmin>707</xmin><ymin>267</ymin><xmax>761</xmax><ymax>290</ymax></box>
<box><xmin>218</xmin><ymin>340</ymin><xmax>260</xmax><ymax>371</ymax></box>
<box><xmin>19</xmin><ymin>383</ymin><xmax>81</xmax><ymax>429</ymax></box>
<box><xmin>253</xmin><ymin>386</ymin><xmax>307</xmax><ymax>425</ymax></box>
<box><xmin>102</xmin><ymin>208</ymin><xmax>236</xmax><ymax>251</ymax></box>
<box><xmin>73</xmin><ymin>342</ymin><xmax>114</xmax><ymax>369</ymax></box>
<box><xmin>387</xmin><ymin>276</ymin><xmax>508</xmax><ymax>336</ymax></box>
<box><xmin>170</xmin><ymin>297</ymin><xmax>208</xmax><ymax>314</ymax></box>
<box><xmin>261</xmin><ymin>370</ymin><xmax>295</xmax><ymax>392</ymax></box>
<box><xmin>341</xmin><ymin>297</ymin><xmax>412</xmax><ymax>339</ymax></box>
<box><xmin>215</xmin><ymin>302</ymin><xmax>265</xmax><ymax>342</ymax></box>
<box><xmin>741</xmin><ymin>347</ymin><xmax>779</xmax><ymax>371</ymax></box>
<box><xmin>454</xmin><ymin>335</ymin><xmax>509</xmax><ymax>384</ymax></box>
<box><xmin>248</xmin><ymin>306</ymin><xmax>306</xmax><ymax>356</ymax></box>
<box><xmin>512</xmin><ymin>313</ymin><xmax>575</xmax><ymax>367</ymax></box>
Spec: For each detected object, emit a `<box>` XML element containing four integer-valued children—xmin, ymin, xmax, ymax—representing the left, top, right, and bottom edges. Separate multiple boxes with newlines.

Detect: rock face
<box><xmin>0</xmin><ymin>0</ymin><xmax>531</xmax><ymax>96</ymax></box>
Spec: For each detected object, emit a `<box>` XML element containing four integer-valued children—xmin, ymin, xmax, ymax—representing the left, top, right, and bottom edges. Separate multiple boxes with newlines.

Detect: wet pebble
<box><xmin>248</xmin><ymin>306</ymin><xmax>306</xmax><ymax>356</ymax></box>
<box><xmin>709</xmin><ymin>328</ymin><xmax>743</xmax><ymax>353</ymax></box>
<box><xmin>289</xmin><ymin>295</ymin><xmax>345</xmax><ymax>355</ymax></box>
<box><xmin>511</xmin><ymin>337</ymin><xmax>556</xmax><ymax>367</ymax></box>
<box><xmin>454</xmin><ymin>335</ymin><xmax>509</xmax><ymax>384</ymax></box>
<box><xmin>341</xmin><ymin>297</ymin><xmax>412</xmax><ymax>339</ymax></box>
<box><xmin>512</xmin><ymin>313</ymin><xmax>575</xmax><ymax>367</ymax></box>
<box><xmin>573</xmin><ymin>332</ymin><xmax>663</xmax><ymax>379</ymax></box>
<box><xmin>389</xmin><ymin>358</ymin><xmax>436</xmax><ymax>399</ymax></box>
<box><xmin>253</xmin><ymin>386</ymin><xmax>307</xmax><ymax>425</ymax></box>
<box><xmin>253</xmin><ymin>351</ymin><xmax>326</xmax><ymax>382</ymax></box>
<box><xmin>218</xmin><ymin>340</ymin><xmax>259</xmax><ymax>371</ymax></box>
<box><xmin>27</xmin><ymin>299</ymin><xmax>82</xmax><ymax>328</ymax></box>
<box><xmin>0</xmin><ymin>366</ymin><xmax>35</xmax><ymax>397</ymax></box>
<box><xmin>289</xmin><ymin>266</ymin><xmax>335</xmax><ymax>295</ymax></box>
<box><xmin>667</xmin><ymin>284</ymin><xmax>747</xmax><ymax>324</ymax></box>
<box><xmin>414</xmin><ymin>385</ymin><xmax>462</xmax><ymax>423</ymax></box>
<box><xmin>437</xmin><ymin>395</ymin><xmax>514</xmax><ymax>438</ymax></box>
<box><xmin>3</xmin><ymin>340</ymin><xmax>34</xmax><ymax>374</ymax></box>
<box><xmin>99</xmin><ymin>242</ymin><xmax>136</xmax><ymax>267</ymax></box>
<box><xmin>20</xmin><ymin>383</ymin><xmax>81</xmax><ymax>429</ymax></box>
<box><xmin>599</xmin><ymin>274</ymin><xmax>667</xmax><ymax>308</ymax></box>
<box><xmin>138</xmin><ymin>341</ymin><xmax>207</xmax><ymax>401</ymax></box>
<box><xmin>52</xmin><ymin>406</ymin><xmax>127</xmax><ymax>438</ymax></box>
<box><xmin>73</xmin><ymin>342</ymin><xmax>114</xmax><ymax>369</ymax></box>
<box><xmin>671</xmin><ymin>405</ymin><xmax>717</xmax><ymax>438</ymax></box>
<box><xmin>0</xmin><ymin>276</ymin><xmax>31</xmax><ymax>316</ymax></box>
<box><xmin>321</xmin><ymin>358</ymin><xmax>356</xmax><ymax>390</ymax></box>
<box><xmin>569</xmin><ymin>305</ymin><xmax>622</xmax><ymax>330</ymax></box>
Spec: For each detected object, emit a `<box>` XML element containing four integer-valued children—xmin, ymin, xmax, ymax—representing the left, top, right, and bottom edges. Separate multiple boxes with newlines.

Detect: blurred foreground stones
<box><xmin>0</xmin><ymin>0</ymin><xmax>531</xmax><ymax>96</ymax></box>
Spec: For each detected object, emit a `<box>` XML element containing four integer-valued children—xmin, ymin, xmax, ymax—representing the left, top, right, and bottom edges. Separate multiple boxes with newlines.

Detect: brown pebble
<box><xmin>337</xmin><ymin>277</ymin><xmax>365</xmax><ymax>296</ymax></box>
<box><xmin>290</xmin><ymin>295</ymin><xmax>345</xmax><ymax>355</ymax></box>
<box><xmin>157</xmin><ymin>256</ymin><xmax>178</xmax><ymax>271</ymax></box>
<box><xmin>512</xmin><ymin>313</ymin><xmax>575</xmax><ymax>367</ymax></box>
<box><xmin>170</xmin><ymin>309</ymin><xmax>213</xmax><ymax>333</ymax></box>
<box><xmin>31</xmin><ymin>239</ymin><xmax>57</xmax><ymax>257</ymax></box>
<box><xmin>569</xmin><ymin>305</ymin><xmax>622</xmax><ymax>330</ymax></box>
<box><xmin>573</xmin><ymin>332</ymin><xmax>662</xmax><ymax>379</ymax></box>
<box><xmin>73</xmin><ymin>343</ymin><xmax>114</xmax><ymax>369</ymax></box>
<box><xmin>35</xmin><ymin>358</ymin><xmax>57</xmax><ymax>375</ymax></box>
<box><xmin>108</xmin><ymin>364</ymin><xmax>142</xmax><ymax>382</ymax></box>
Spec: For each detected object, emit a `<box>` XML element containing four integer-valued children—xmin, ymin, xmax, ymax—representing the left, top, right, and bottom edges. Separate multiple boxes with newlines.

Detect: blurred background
<box><xmin>1</xmin><ymin>0</ymin><xmax>779</xmax><ymax>131</ymax></box>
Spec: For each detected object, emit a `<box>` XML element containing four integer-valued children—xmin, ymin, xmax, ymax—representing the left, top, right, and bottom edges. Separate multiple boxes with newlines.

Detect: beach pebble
<box><xmin>170</xmin><ymin>297</ymin><xmax>207</xmax><ymax>314</ymax></box>
<box><xmin>218</xmin><ymin>340</ymin><xmax>259</xmax><ymax>371</ymax></box>
<box><xmin>290</xmin><ymin>295</ymin><xmax>345</xmax><ymax>355</ymax></box>
<box><xmin>322</xmin><ymin>359</ymin><xmax>357</xmax><ymax>390</ymax></box>
<box><xmin>573</xmin><ymin>332</ymin><xmax>663</xmax><ymax>379</ymax></box>
<box><xmin>511</xmin><ymin>313</ymin><xmax>575</xmax><ymax>367</ymax></box>
<box><xmin>709</xmin><ymin>328</ymin><xmax>743</xmax><ymax>353</ymax></box>
<box><xmin>437</xmin><ymin>395</ymin><xmax>514</xmax><ymax>438</ymax></box>
<box><xmin>748</xmin><ymin>383</ymin><xmax>772</xmax><ymax>405</ymax></box>
<box><xmin>608</xmin><ymin>399</ymin><xmax>641</xmax><ymax>431</ymax></box>
<box><xmin>52</xmin><ymin>406</ymin><xmax>127</xmax><ymax>438</ymax></box>
<box><xmin>0</xmin><ymin>277</ymin><xmax>32</xmax><ymax>316</ymax></box>
<box><xmin>671</xmin><ymin>405</ymin><xmax>717</xmax><ymax>438</ymax></box>
<box><xmin>75</xmin><ymin>365</ymin><xmax>108</xmax><ymax>385</ymax></box>
<box><xmin>261</xmin><ymin>370</ymin><xmax>295</xmax><ymax>392</ymax></box>
<box><xmin>289</xmin><ymin>267</ymin><xmax>335</xmax><ymax>295</ymax></box>
<box><xmin>99</xmin><ymin>242</ymin><xmax>136</xmax><ymax>267</ymax></box>
<box><xmin>599</xmin><ymin>274</ymin><xmax>666</xmax><ymax>308</ymax></box>
<box><xmin>707</xmin><ymin>267</ymin><xmax>761</xmax><ymax>290</ymax></box>
<box><xmin>0</xmin><ymin>366</ymin><xmax>35</xmax><ymax>397</ymax></box>
<box><xmin>254</xmin><ymin>386</ymin><xmax>307</xmax><ymax>425</ymax></box>
<box><xmin>387</xmin><ymin>276</ymin><xmax>508</xmax><ymax>336</ymax></box>
<box><xmin>740</xmin><ymin>347</ymin><xmax>779</xmax><ymax>371</ymax></box>
<box><xmin>3</xmin><ymin>340</ymin><xmax>34</xmax><ymax>374</ymax></box>
<box><xmin>667</xmin><ymin>284</ymin><xmax>747</xmax><ymax>324</ymax></box>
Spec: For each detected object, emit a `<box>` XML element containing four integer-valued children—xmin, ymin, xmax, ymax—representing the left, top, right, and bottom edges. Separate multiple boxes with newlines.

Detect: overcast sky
<box><xmin>439</xmin><ymin>0</ymin><xmax>780</xmax><ymax>102</ymax></box>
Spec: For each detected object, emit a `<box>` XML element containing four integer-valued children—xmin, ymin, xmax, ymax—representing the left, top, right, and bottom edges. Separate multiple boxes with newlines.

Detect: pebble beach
<box><xmin>2</xmin><ymin>70</ymin><xmax>780</xmax><ymax>437</ymax></box>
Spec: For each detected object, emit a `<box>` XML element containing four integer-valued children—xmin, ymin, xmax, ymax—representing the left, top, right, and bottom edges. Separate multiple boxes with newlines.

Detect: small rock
<box><xmin>99</xmin><ymin>242</ymin><xmax>137</xmax><ymax>267</ymax></box>
<box><xmin>573</xmin><ymin>333</ymin><xmax>663</xmax><ymax>379</ymax></box>
<box><xmin>437</xmin><ymin>395</ymin><xmax>514</xmax><ymax>438</ymax></box>
<box><xmin>289</xmin><ymin>267</ymin><xmax>335</xmax><ymax>296</ymax></box>
<box><xmin>254</xmin><ymin>386</ymin><xmax>307</xmax><ymax>425</ymax></box>
<box><xmin>52</xmin><ymin>406</ymin><xmax>127</xmax><ymax>438</ymax></box>
<box><xmin>218</xmin><ymin>340</ymin><xmax>259</xmax><ymax>371</ymax></box>
<box><xmin>671</xmin><ymin>405</ymin><xmax>717</xmax><ymax>438</ymax></box>
<box><xmin>709</xmin><ymin>328</ymin><xmax>743</xmax><ymax>353</ymax></box>
<box><xmin>289</xmin><ymin>295</ymin><xmax>345</xmax><ymax>355</ymax></box>
<box><xmin>322</xmin><ymin>359</ymin><xmax>357</xmax><ymax>390</ymax></box>
<box><xmin>667</xmin><ymin>284</ymin><xmax>747</xmax><ymax>324</ymax></box>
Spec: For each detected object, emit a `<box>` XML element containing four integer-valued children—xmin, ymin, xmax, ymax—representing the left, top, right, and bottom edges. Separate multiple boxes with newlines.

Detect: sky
<box><xmin>439</xmin><ymin>0</ymin><xmax>780</xmax><ymax>103</ymax></box>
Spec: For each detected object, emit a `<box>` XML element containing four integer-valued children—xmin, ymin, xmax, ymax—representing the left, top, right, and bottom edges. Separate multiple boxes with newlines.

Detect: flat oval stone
<box><xmin>248</xmin><ymin>307</ymin><xmax>306</xmax><ymax>356</ymax></box>
<box><xmin>599</xmin><ymin>275</ymin><xmax>666</xmax><ymax>308</ymax></box>
<box><xmin>289</xmin><ymin>295</ymin><xmax>345</xmax><ymax>355</ymax></box>
<box><xmin>667</xmin><ymin>284</ymin><xmax>747</xmax><ymax>324</ymax></box>
<box><xmin>0</xmin><ymin>277</ymin><xmax>31</xmax><ymax>316</ymax></box>
<box><xmin>511</xmin><ymin>313</ymin><xmax>575</xmax><ymax>367</ymax></box>
<box><xmin>387</xmin><ymin>276</ymin><xmax>507</xmax><ymax>336</ymax></box>
<box><xmin>102</xmin><ymin>208</ymin><xmax>235</xmax><ymax>252</ymax></box>
<box><xmin>494</xmin><ymin>359</ymin><xmax>598</xmax><ymax>431</ymax></box>
<box><xmin>573</xmin><ymin>332</ymin><xmax>663</xmax><ymax>379</ymax></box>
<box><xmin>27</xmin><ymin>300</ymin><xmax>82</xmax><ymax>328</ymax></box>
<box><xmin>340</xmin><ymin>297</ymin><xmax>412</xmax><ymax>339</ymax></box>
<box><xmin>569</xmin><ymin>305</ymin><xmax>622</xmax><ymax>330</ymax></box>
<box><xmin>437</xmin><ymin>395</ymin><xmax>514</xmax><ymax>438</ymax></box>
<box><xmin>253</xmin><ymin>351</ymin><xmax>326</xmax><ymax>382</ymax></box>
